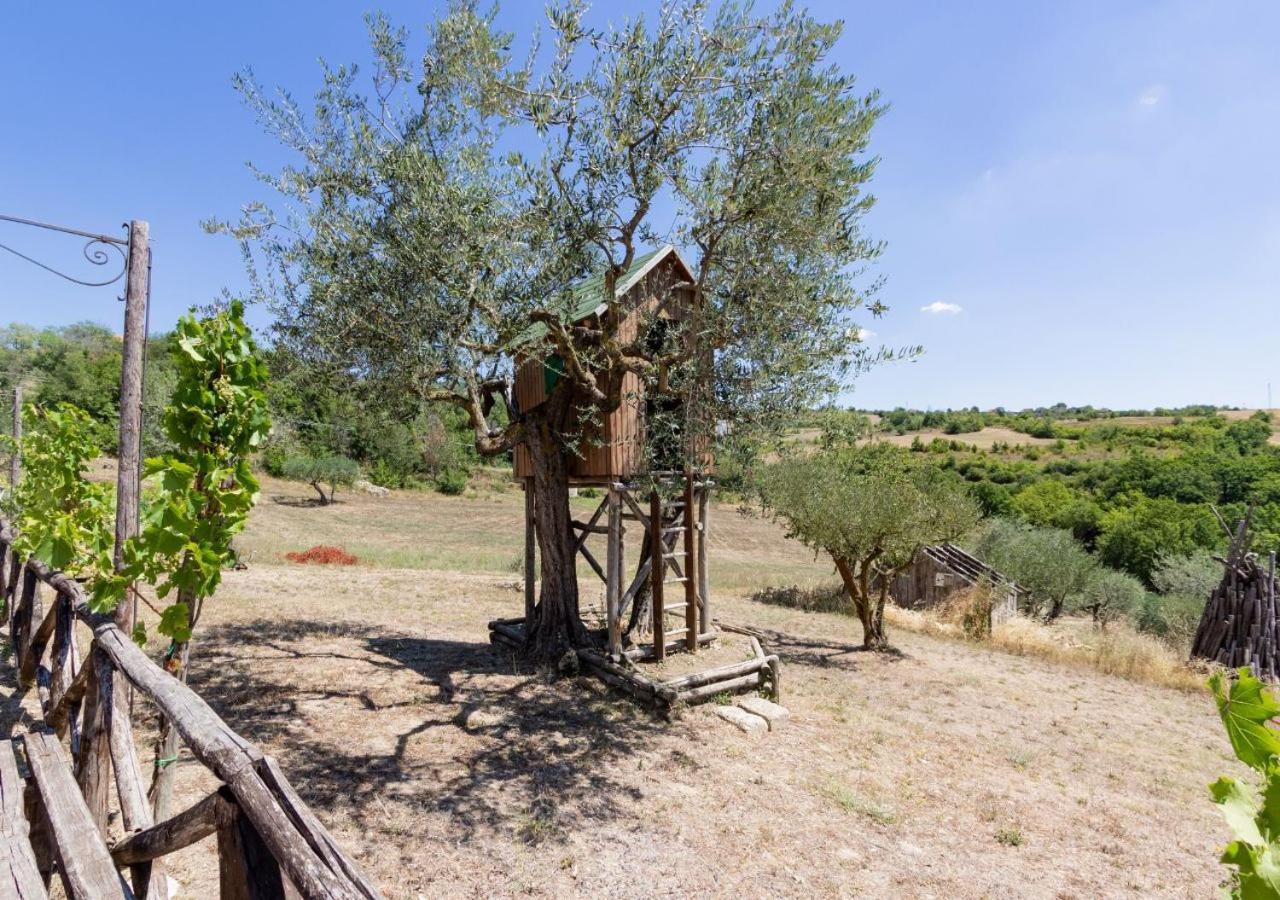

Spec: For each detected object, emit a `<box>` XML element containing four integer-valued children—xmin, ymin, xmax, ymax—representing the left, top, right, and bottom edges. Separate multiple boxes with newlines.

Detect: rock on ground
<box><xmin>737</xmin><ymin>696</ymin><xmax>789</xmax><ymax>731</ymax></box>
<box><xmin>715</xmin><ymin>705</ymin><xmax>767</xmax><ymax>737</ymax></box>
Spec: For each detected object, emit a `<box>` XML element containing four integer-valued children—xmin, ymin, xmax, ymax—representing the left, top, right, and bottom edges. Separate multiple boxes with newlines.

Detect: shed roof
<box><xmin>922</xmin><ymin>544</ymin><xmax>1024</xmax><ymax>595</ymax></box>
<box><xmin>509</xmin><ymin>245</ymin><xmax>693</xmax><ymax>349</ymax></box>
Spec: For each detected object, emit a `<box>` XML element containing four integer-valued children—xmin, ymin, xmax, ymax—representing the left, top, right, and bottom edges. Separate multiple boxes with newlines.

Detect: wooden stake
<box><xmin>698</xmin><ymin>482</ymin><xmax>710</xmax><ymax>633</ymax></box>
<box><xmin>606</xmin><ymin>489</ymin><xmax>623</xmax><ymax>660</ymax></box>
<box><xmin>683</xmin><ymin>473</ymin><xmax>698</xmax><ymax>652</ymax></box>
<box><xmin>523</xmin><ymin>478</ymin><xmax>536</xmax><ymax>627</ymax></box>
<box><xmin>650</xmin><ymin>491</ymin><xmax>665</xmax><ymax>661</ymax></box>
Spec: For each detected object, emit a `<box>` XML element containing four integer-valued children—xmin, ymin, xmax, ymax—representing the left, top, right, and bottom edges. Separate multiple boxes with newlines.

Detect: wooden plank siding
<box><xmin>513</xmin><ymin>251</ymin><xmax>706</xmax><ymax>483</ymax></box>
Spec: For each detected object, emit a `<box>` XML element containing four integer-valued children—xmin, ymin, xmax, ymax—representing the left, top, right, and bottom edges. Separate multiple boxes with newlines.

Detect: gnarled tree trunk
<box><xmin>834</xmin><ymin>555</ymin><xmax>889</xmax><ymax>651</ymax></box>
<box><xmin>523</xmin><ymin>392</ymin><xmax>591</xmax><ymax>660</ymax></box>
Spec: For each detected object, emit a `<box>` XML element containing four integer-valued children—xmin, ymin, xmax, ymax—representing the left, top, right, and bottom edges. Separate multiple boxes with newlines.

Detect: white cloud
<box><xmin>856</xmin><ymin>327</ymin><xmax>877</xmax><ymax>342</ymax></box>
<box><xmin>920</xmin><ymin>301</ymin><xmax>963</xmax><ymax>315</ymax></box>
<box><xmin>1137</xmin><ymin>84</ymin><xmax>1166</xmax><ymax>107</ymax></box>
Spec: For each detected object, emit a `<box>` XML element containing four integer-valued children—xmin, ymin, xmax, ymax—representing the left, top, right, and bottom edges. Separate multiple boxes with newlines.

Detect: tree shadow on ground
<box><xmin>190</xmin><ymin>618</ymin><xmax>663</xmax><ymax>844</ymax></box>
<box><xmin>269</xmin><ymin>495</ymin><xmax>331</xmax><ymax>509</ymax></box>
<box><xmin>736</xmin><ymin>622</ymin><xmax>907</xmax><ymax>672</ymax></box>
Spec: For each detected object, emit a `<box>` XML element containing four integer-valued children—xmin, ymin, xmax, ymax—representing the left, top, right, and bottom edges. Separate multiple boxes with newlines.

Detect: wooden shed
<box><xmin>511</xmin><ymin>245</ymin><xmax>704</xmax><ymax>483</ymax></box>
<box><xmin>892</xmin><ymin>544</ymin><xmax>1021</xmax><ymax>627</ymax></box>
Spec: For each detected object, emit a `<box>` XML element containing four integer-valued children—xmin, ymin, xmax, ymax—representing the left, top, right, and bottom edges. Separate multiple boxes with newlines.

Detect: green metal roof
<box><xmin>509</xmin><ymin>247</ymin><xmax>666</xmax><ymax>349</ymax></box>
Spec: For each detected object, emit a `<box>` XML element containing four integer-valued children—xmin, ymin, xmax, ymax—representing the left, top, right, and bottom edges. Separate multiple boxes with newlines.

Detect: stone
<box><xmin>737</xmin><ymin>696</ymin><xmax>790</xmax><ymax>731</ymax></box>
<box><xmin>463</xmin><ymin>708</ymin><xmax>506</xmax><ymax>730</ymax></box>
<box><xmin>715</xmin><ymin>705</ymin><xmax>767</xmax><ymax>737</ymax></box>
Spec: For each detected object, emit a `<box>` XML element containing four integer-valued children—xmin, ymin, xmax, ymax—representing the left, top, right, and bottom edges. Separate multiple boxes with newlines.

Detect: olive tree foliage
<box><xmin>973</xmin><ymin>519</ymin><xmax>1096</xmax><ymax>622</ymax></box>
<box><xmin>281</xmin><ymin>453</ymin><xmax>360</xmax><ymax>505</ymax></box>
<box><xmin>216</xmin><ymin>1</ymin><xmax>898</xmax><ymax>658</ymax></box>
<box><xmin>757</xmin><ymin>446</ymin><xmax>980</xmax><ymax>649</ymax></box>
<box><xmin>1077</xmin><ymin>568</ymin><xmax>1145</xmax><ymax>628</ymax></box>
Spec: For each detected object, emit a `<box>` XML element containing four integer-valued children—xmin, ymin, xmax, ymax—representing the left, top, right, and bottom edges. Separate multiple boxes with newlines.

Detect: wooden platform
<box><xmin>488</xmin><ymin>618</ymin><xmax>779</xmax><ymax>715</ymax></box>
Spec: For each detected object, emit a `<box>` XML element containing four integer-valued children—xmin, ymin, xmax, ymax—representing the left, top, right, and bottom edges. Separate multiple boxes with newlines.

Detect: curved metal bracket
<box><xmin>0</xmin><ymin>214</ymin><xmax>130</xmax><ymax>287</ymax></box>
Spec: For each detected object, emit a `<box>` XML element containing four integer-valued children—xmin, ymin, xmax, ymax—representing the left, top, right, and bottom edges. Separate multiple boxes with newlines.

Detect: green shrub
<box><xmin>434</xmin><ymin>468</ymin><xmax>469</xmax><ymax>495</ymax></box>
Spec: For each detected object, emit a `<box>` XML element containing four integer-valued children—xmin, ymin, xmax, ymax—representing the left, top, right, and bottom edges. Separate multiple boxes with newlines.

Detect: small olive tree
<box><xmin>1078</xmin><ymin>567</ymin><xmax>1145</xmax><ymax>628</ymax></box>
<box><xmin>974</xmin><ymin>519</ymin><xmax>1096</xmax><ymax>621</ymax></box>
<box><xmin>281</xmin><ymin>452</ymin><xmax>359</xmax><ymax>505</ymax></box>
<box><xmin>757</xmin><ymin>446</ymin><xmax>980</xmax><ymax>649</ymax></box>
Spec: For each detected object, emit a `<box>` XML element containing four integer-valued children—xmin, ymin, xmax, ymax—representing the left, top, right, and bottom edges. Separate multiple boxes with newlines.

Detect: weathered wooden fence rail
<box><xmin>0</xmin><ymin>520</ymin><xmax>383</xmax><ymax>899</ymax></box>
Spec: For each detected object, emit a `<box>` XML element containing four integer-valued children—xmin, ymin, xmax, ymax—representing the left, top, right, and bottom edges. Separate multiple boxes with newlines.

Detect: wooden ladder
<box><xmin>649</xmin><ymin>474</ymin><xmax>702</xmax><ymax>661</ymax></box>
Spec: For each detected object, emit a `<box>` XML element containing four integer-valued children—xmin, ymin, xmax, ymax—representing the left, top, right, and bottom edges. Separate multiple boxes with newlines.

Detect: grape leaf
<box><xmin>1211</xmin><ymin>669</ymin><xmax>1280</xmax><ymax>771</ymax></box>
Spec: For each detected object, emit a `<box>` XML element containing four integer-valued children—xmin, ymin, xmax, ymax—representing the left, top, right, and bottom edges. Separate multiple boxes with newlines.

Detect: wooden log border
<box><xmin>0</xmin><ymin>519</ymin><xmax>384</xmax><ymax>900</ymax></box>
<box><xmin>487</xmin><ymin>616</ymin><xmax>780</xmax><ymax>711</ymax></box>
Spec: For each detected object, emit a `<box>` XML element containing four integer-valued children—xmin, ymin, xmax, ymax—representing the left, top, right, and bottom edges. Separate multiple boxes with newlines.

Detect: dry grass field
<box><xmin>0</xmin><ymin>474</ymin><xmax>1243</xmax><ymax>898</ymax></box>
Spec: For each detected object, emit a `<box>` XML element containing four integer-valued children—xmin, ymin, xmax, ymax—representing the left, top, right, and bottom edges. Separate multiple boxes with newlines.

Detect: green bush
<box><xmin>434</xmin><ymin>468</ymin><xmax>469</xmax><ymax>495</ymax></box>
<box><xmin>1134</xmin><ymin>592</ymin><xmax>1203</xmax><ymax>648</ymax></box>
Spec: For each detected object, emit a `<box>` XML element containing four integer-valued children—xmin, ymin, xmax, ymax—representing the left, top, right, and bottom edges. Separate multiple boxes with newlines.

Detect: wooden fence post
<box><xmin>216</xmin><ymin>792</ymin><xmax>288</xmax><ymax>900</ymax></box>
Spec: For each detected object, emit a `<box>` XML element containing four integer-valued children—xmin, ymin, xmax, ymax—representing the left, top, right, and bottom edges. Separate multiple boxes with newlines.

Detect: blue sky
<box><xmin>2</xmin><ymin>1</ymin><xmax>1277</xmax><ymax>410</ymax></box>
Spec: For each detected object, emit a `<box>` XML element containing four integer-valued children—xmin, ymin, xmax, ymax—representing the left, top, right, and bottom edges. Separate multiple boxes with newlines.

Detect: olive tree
<box><xmin>219</xmin><ymin>2</ymin><xmax>900</xmax><ymax>659</ymax></box>
<box><xmin>1077</xmin><ymin>567</ymin><xmax>1145</xmax><ymax>628</ymax></box>
<box><xmin>974</xmin><ymin>519</ymin><xmax>1096</xmax><ymax>621</ymax></box>
<box><xmin>281</xmin><ymin>453</ymin><xmax>360</xmax><ymax>505</ymax></box>
<box><xmin>757</xmin><ymin>447</ymin><xmax>980</xmax><ymax>649</ymax></box>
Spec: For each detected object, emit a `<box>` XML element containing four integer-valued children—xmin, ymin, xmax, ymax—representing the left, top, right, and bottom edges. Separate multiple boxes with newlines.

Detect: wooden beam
<box><xmin>577</xmin><ymin>541</ymin><xmax>607</xmax><ymax>583</ymax></box>
<box><xmin>23</xmin><ymin>731</ymin><xmax>132</xmax><ymax>899</ymax></box>
<box><xmin>18</xmin><ymin>597</ymin><xmax>57</xmax><ymax>689</ymax></box>
<box><xmin>523</xmin><ymin>479</ymin><xmax>535</xmax><ymax>626</ymax></box>
<box><xmin>111</xmin><ymin>789</ymin><xmax>222</xmax><ymax>865</ymax></box>
<box><xmin>0</xmin><ymin>739</ymin><xmax>46</xmax><ymax>899</ymax></box>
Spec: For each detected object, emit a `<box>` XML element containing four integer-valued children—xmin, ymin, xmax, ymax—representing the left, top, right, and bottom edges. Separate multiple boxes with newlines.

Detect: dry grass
<box><xmin>990</xmin><ymin>617</ymin><xmax>1204</xmax><ymax>692</ymax></box>
<box><xmin>0</xmin><ymin>473</ymin><xmax>1238</xmax><ymax>898</ymax></box>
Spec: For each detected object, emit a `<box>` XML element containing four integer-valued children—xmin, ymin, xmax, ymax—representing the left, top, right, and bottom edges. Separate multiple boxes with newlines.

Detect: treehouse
<box><xmin>497</xmin><ymin>246</ymin><xmax>732</xmax><ymax>678</ymax></box>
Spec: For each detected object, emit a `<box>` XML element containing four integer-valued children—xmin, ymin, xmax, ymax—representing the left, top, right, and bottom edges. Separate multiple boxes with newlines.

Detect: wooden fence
<box><xmin>0</xmin><ymin>520</ymin><xmax>383</xmax><ymax>899</ymax></box>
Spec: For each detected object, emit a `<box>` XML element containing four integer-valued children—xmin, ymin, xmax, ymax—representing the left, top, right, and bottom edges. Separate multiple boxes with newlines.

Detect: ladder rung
<box><xmin>664</xmin><ymin>628</ymin><xmax>689</xmax><ymax>639</ymax></box>
<box><xmin>662</xmin><ymin>527</ymin><xmax>687</xmax><ymax>534</ymax></box>
<box><xmin>664</xmin><ymin>577</ymin><xmax>688</xmax><ymax>584</ymax></box>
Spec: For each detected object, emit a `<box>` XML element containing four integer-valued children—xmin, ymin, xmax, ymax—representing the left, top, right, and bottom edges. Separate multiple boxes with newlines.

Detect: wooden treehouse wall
<box><xmin>513</xmin><ymin>256</ymin><xmax>703</xmax><ymax>482</ymax></box>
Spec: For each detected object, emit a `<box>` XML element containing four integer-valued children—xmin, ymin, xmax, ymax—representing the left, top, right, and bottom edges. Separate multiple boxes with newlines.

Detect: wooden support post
<box><xmin>216</xmin><ymin>792</ymin><xmax>289</xmax><ymax>900</ymax></box>
<box><xmin>698</xmin><ymin>482</ymin><xmax>710</xmax><ymax>634</ymax></box>
<box><xmin>523</xmin><ymin>478</ymin><xmax>536</xmax><ymax>627</ymax></box>
<box><xmin>606</xmin><ymin>489</ymin><xmax>623</xmax><ymax>660</ymax></box>
<box><xmin>649</xmin><ymin>492</ymin><xmax>665</xmax><ymax>661</ymax></box>
<box><xmin>74</xmin><ymin>649</ymin><xmax>111</xmax><ymax>837</ymax></box>
<box><xmin>114</xmin><ymin>220</ymin><xmax>149</xmax><ymax>721</ymax></box>
<box><xmin>683</xmin><ymin>473</ymin><xmax>698</xmax><ymax>652</ymax></box>
<box><xmin>107</xmin><ymin>644</ymin><xmax>172</xmax><ymax>898</ymax></box>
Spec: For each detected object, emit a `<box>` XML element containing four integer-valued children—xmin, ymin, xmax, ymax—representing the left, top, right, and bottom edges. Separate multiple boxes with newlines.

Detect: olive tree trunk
<box><xmin>834</xmin><ymin>555</ymin><xmax>889</xmax><ymax>650</ymax></box>
<box><xmin>522</xmin><ymin>394</ymin><xmax>591</xmax><ymax>660</ymax></box>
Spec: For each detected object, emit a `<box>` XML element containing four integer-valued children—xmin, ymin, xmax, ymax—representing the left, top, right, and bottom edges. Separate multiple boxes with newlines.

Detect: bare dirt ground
<box><xmin>2</xmin><ymin>475</ymin><xmax>1239</xmax><ymax>898</ymax></box>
